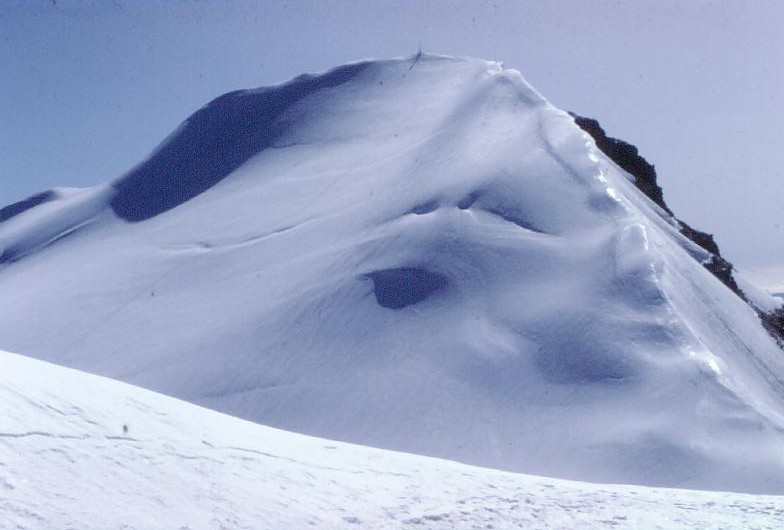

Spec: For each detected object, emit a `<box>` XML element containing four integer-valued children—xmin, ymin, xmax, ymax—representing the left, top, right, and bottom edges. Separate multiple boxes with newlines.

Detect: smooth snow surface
<box><xmin>736</xmin><ymin>271</ymin><xmax>784</xmax><ymax>313</ymax></box>
<box><xmin>2</xmin><ymin>349</ymin><xmax>783</xmax><ymax>530</ymax></box>
<box><xmin>2</xmin><ymin>55</ymin><xmax>784</xmax><ymax>492</ymax></box>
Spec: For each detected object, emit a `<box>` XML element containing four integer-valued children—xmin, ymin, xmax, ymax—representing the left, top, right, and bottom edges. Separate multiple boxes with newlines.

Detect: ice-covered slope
<box><xmin>2</xmin><ymin>55</ymin><xmax>784</xmax><ymax>492</ymax></box>
<box><xmin>2</xmin><ymin>349</ymin><xmax>782</xmax><ymax>530</ymax></box>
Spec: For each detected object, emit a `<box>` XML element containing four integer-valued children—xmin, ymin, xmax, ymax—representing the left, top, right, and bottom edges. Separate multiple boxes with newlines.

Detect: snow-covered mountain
<box><xmin>3</xmin><ymin>348</ymin><xmax>782</xmax><ymax>530</ymax></box>
<box><xmin>2</xmin><ymin>55</ymin><xmax>784</xmax><ymax>493</ymax></box>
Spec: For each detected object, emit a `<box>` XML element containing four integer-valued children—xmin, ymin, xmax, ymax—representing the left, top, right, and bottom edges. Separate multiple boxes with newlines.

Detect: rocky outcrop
<box><xmin>572</xmin><ymin>113</ymin><xmax>782</xmax><ymax>346</ymax></box>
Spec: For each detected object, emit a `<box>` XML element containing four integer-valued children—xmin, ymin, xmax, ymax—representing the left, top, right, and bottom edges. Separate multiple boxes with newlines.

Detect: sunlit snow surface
<box><xmin>2</xmin><ymin>350</ymin><xmax>783</xmax><ymax>530</ymax></box>
<box><xmin>1</xmin><ymin>55</ymin><xmax>784</xmax><ymax>493</ymax></box>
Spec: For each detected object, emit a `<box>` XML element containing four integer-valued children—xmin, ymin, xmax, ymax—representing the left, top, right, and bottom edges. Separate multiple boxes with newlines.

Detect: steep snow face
<box><xmin>2</xmin><ymin>349</ymin><xmax>783</xmax><ymax>530</ymax></box>
<box><xmin>111</xmin><ymin>62</ymin><xmax>368</xmax><ymax>221</ymax></box>
<box><xmin>1</xmin><ymin>55</ymin><xmax>784</xmax><ymax>492</ymax></box>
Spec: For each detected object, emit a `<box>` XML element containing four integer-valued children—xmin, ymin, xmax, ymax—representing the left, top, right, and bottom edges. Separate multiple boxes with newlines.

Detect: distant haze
<box><xmin>2</xmin><ymin>0</ymin><xmax>783</xmax><ymax>268</ymax></box>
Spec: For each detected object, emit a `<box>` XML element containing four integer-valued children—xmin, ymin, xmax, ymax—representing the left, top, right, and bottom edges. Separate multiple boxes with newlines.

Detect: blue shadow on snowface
<box><xmin>110</xmin><ymin>63</ymin><xmax>369</xmax><ymax>222</ymax></box>
<box><xmin>365</xmin><ymin>267</ymin><xmax>449</xmax><ymax>310</ymax></box>
<box><xmin>0</xmin><ymin>190</ymin><xmax>56</xmax><ymax>224</ymax></box>
<box><xmin>533</xmin><ymin>318</ymin><xmax>642</xmax><ymax>385</ymax></box>
<box><xmin>0</xmin><ymin>226</ymin><xmax>82</xmax><ymax>264</ymax></box>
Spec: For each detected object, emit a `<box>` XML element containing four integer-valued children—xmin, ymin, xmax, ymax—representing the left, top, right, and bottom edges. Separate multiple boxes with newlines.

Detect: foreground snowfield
<box><xmin>2</xmin><ymin>349</ymin><xmax>782</xmax><ymax>530</ymax></box>
<box><xmin>2</xmin><ymin>55</ymin><xmax>784</xmax><ymax>493</ymax></box>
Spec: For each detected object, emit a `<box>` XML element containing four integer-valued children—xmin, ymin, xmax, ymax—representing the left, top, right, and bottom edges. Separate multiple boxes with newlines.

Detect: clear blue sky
<box><xmin>2</xmin><ymin>0</ymin><xmax>783</xmax><ymax>268</ymax></box>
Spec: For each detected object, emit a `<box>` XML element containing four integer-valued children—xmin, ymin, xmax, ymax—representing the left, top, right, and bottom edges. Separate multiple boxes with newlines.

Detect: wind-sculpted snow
<box><xmin>575</xmin><ymin>113</ymin><xmax>784</xmax><ymax>346</ymax></box>
<box><xmin>0</xmin><ymin>190</ymin><xmax>56</xmax><ymax>224</ymax></box>
<box><xmin>111</xmin><ymin>62</ymin><xmax>368</xmax><ymax>221</ymax></box>
<box><xmin>2</xmin><ymin>349</ymin><xmax>783</xmax><ymax>530</ymax></box>
<box><xmin>1</xmin><ymin>55</ymin><xmax>784</xmax><ymax>493</ymax></box>
<box><xmin>0</xmin><ymin>186</ymin><xmax>113</xmax><ymax>263</ymax></box>
<box><xmin>572</xmin><ymin>113</ymin><xmax>747</xmax><ymax>301</ymax></box>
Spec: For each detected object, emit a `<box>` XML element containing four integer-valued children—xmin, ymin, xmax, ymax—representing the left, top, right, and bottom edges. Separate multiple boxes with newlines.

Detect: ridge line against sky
<box><xmin>1</xmin><ymin>0</ymin><xmax>783</xmax><ymax>269</ymax></box>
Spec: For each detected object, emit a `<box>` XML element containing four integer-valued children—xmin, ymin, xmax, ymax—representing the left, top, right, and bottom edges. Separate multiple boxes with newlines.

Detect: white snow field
<box><xmin>1</xmin><ymin>55</ymin><xmax>784</xmax><ymax>494</ymax></box>
<box><xmin>2</xmin><ymin>349</ymin><xmax>783</xmax><ymax>530</ymax></box>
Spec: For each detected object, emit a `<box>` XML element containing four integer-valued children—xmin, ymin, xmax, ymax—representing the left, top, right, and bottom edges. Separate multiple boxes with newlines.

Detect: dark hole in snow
<box><xmin>457</xmin><ymin>191</ymin><xmax>481</xmax><ymax>210</ymax></box>
<box><xmin>110</xmin><ymin>63</ymin><xmax>368</xmax><ymax>222</ymax></box>
<box><xmin>365</xmin><ymin>267</ymin><xmax>448</xmax><ymax>309</ymax></box>
<box><xmin>409</xmin><ymin>200</ymin><xmax>439</xmax><ymax>215</ymax></box>
<box><xmin>483</xmin><ymin>206</ymin><xmax>542</xmax><ymax>232</ymax></box>
<box><xmin>0</xmin><ymin>190</ymin><xmax>56</xmax><ymax>223</ymax></box>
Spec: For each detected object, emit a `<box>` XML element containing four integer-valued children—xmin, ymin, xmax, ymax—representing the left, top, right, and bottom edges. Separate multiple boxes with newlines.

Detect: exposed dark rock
<box><xmin>571</xmin><ymin>114</ymin><xmax>670</xmax><ymax>215</ymax></box>
<box><xmin>674</xmin><ymin>222</ymin><xmax>738</xmax><ymax>292</ymax></box>
<box><xmin>0</xmin><ymin>190</ymin><xmax>56</xmax><ymax>223</ymax></box>
<box><xmin>111</xmin><ymin>63</ymin><xmax>368</xmax><ymax>222</ymax></box>
<box><xmin>761</xmin><ymin>309</ymin><xmax>784</xmax><ymax>347</ymax></box>
<box><xmin>571</xmin><ymin>113</ymin><xmax>739</xmax><ymax>290</ymax></box>
<box><xmin>702</xmin><ymin>254</ymin><xmax>740</xmax><ymax>294</ymax></box>
<box><xmin>571</xmin><ymin>112</ymin><xmax>782</xmax><ymax>346</ymax></box>
<box><xmin>677</xmin><ymin>221</ymin><xmax>720</xmax><ymax>256</ymax></box>
<box><xmin>365</xmin><ymin>267</ymin><xmax>448</xmax><ymax>309</ymax></box>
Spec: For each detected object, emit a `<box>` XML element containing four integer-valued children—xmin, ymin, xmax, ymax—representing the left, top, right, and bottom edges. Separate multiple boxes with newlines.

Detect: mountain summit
<box><xmin>2</xmin><ymin>55</ymin><xmax>783</xmax><ymax>493</ymax></box>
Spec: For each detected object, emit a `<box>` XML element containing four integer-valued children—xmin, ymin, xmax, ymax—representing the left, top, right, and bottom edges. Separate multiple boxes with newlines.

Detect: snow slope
<box><xmin>2</xmin><ymin>349</ymin><xmax>783</xmax><ymax>530</ymax></box>
<box><xmin>2</xmin><ymin>55</ymin><xmax>784</xmax><ymax>492</ymax></box>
